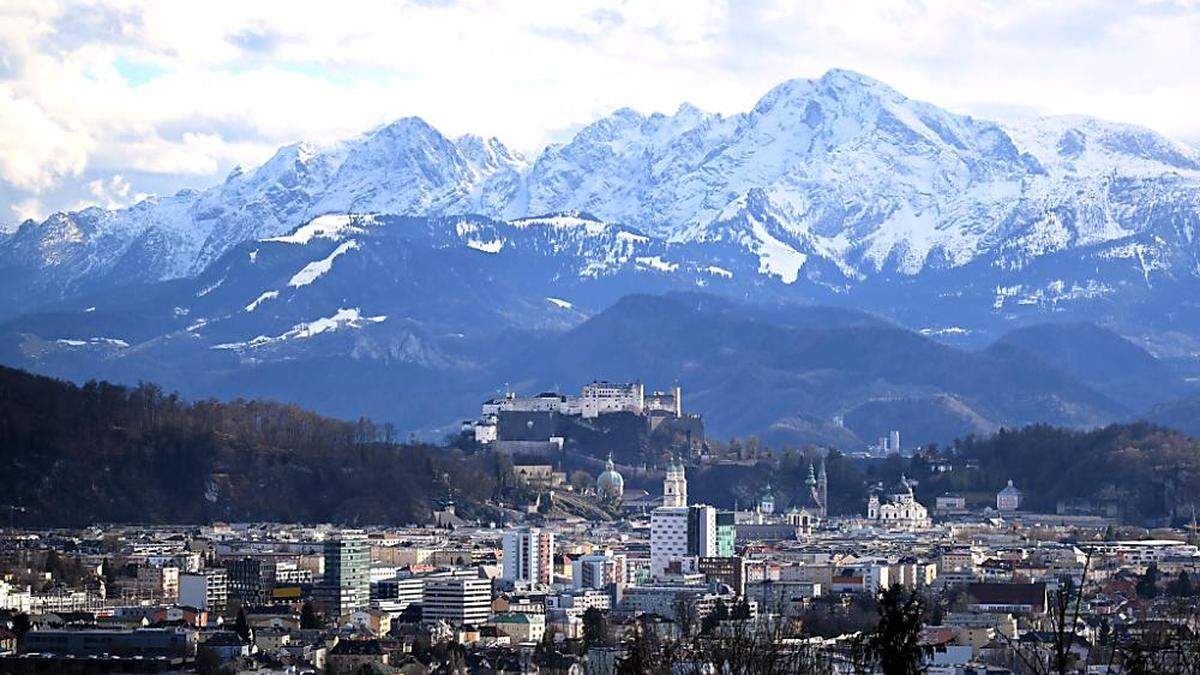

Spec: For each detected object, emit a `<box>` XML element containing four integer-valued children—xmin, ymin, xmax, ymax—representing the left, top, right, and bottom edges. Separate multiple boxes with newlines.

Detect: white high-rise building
<box><xmin>662</xmin><ymin>458</ymin><xmax>687</xmax><ymax>508</ymax></box>
<box><xmin>422</xmin><ymin>576</ymin><xmax>493</xmax><ymax>626</ymax></box>
<box><xmin>374</xmin><ymin>576</ymin><xmax>425</xmax><ymax>611</ymax></box>
<box><xmin>890</xmin><ymin>430</ymin><xmax>902</xmax><ymax>454</ymax></box>
<box><xmin>502</xmin><ymin>527</ymin><xmax>555</xmax><ymax>586</ymax></box>
<box><xmin>650</xmin><ymin>504</ymin><xmax>717</xmax><ymax>578</ymax></box>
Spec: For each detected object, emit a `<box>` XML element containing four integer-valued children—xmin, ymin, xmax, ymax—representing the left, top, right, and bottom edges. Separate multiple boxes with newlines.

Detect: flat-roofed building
<box><xmin>21</xmin><ymin>627</ymin><xmax>195</xmax><ymax>658</ymax></box>
<box><xmin>422</xmin><ymin>576</ymin><xmax>492</xmax><ymax>627</ymax></box>
<box><xmin>179</xmin><ymin>568</ymin><xmax>227</xmax><ymax>612</ymax></box>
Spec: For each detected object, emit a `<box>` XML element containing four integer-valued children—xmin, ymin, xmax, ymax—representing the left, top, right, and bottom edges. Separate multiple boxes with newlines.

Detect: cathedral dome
<box><xmin>597</xmin><ymin>453</ymin><xmax>624</xmax><ymax>500</ymax></box>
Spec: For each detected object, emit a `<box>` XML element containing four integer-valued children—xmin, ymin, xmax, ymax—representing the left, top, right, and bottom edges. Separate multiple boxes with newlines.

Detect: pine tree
<box><xmin>43</xmin><ymin>549</ymin><xmax>60</xmax><ymax>575</ymax></box>
<box><xmin>733</xmin><ymin>596</ymin><xmax>752</xmax><ymax>620</ymax></box>
<box><xmin>701</xmin><ymin>598</ymin><xmax>729</xmax><ymax>634</ymax></box>
<box><xmin>1171</xmin><ymin>570</ymin><xmax>1193</xmax><ymax>597</ymax></box>
<box><xmin>234</xmin><ymin>607</ymin><xmax>251</xmax><ymax>641</ymax></box>
<box><xmin>300</xmin><ymin>601</ymin><xmax>322</xmax><ymax>629</ymax></box>
<box><xmin>869</xmin><ymin>586</ymin><xmax>930</xmax><ymax>675</ymax></box>
<box><xmin>11</xmin><ymin>613</ymin><xmax>30</xmax><ymax>638</ymax></box>
<box><xmin>1137</xmin><ymin>563</ymin><xmax>1161</xmax><ymax>599</ymax></box>
<box><xmin>582</xmin><ymin>607</ymin><xmax>610</xmax><ymax>648</ymax></box>
<box><xmin>536</xmin><ymin>624</ymin><xmax>557</xmax><ymax>656</ymax></box>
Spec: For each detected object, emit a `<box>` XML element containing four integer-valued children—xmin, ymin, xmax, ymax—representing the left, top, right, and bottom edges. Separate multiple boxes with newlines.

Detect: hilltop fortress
<box><xmin>466</xmin><ymin>381</ymin><xmax>702</xmax><ymax>457</ymax></box>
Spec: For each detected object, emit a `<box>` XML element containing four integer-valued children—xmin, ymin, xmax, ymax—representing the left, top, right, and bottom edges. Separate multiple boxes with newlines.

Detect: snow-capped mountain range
<box><xmin>4</xmin><ymin>69</ymin><xmax>1199</xmax><ymax>317</ymax></box>
<box><xmin>3</xmin><ymin>69</ymin><xmax>1200</xmax><ymax>442</ymax></box>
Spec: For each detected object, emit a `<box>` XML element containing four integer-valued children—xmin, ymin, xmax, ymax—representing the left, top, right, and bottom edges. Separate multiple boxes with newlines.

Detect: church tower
<box><xmin>760</xmin><ymin>484</ymin><xmax>775</xmax><ymax>515</ymax></box>
<box><xmin>663</xmin><ymin>457</ymin><xmax>687</xmax><ymax>507</ymax></box>
<box><xmin>817</xmin><ymin>458</ymin><xmax>829</xmax><ymax>517</ymax></box>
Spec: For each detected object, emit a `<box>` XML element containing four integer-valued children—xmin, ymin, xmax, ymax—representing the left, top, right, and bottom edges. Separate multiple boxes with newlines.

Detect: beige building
<box><xmin>343</xmin><ymin>608</ymin><xmax>392</xmax><ymax>636</ymax></box>
<box><xmin>940</xmin><ymin>546</ymin><xmax>983</xmax><ymax>574</ymax></box>
<box><xmin>490</xmin><ymin>612</ymin><xmax>546</xmax><ymax>644</ymax></box>
<box><xmin>136</xmin><ymin>565</ymin><xmax>180</xmax><ymax>602</ymax></box>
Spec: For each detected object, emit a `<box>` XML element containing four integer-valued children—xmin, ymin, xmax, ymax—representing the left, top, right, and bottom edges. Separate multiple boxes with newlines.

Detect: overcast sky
<box><xmin>1</xmin><ymin>0</ymin><xmax>1198</xmax><ymax>225</ymax></box>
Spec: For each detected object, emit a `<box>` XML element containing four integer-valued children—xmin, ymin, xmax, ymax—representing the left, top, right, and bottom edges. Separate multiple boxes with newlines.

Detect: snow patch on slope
<box><xmin>510</xmin><ymin>214</ymin><xmax>613</xmax><ymax>237</ymax></box>
<box><xmin>863</xmin><ymin>206</ymin><xmax>941</xmax><ymax>274</ymax></box>
<box><xmin>56</xmin><ymin>337</ymin><xmax>130</xmax><ymax>348</ymax></box>
<box><xmin>919</xmin><ymin>326</ymin><xmax>971</xmax><ymax>336</ymax></box>
<box><xmin>635</xmin><ymin>255</ymin><xmax>678</xmax><ymax>273</ymax></box>
<box><xmin>213</xmin><ymin>308</ymin><xmax>386</xmax><ymax>350</ymax></box>
<box><xmin>245</xmin><ymin>290</ymin><xmax>279</xmax><ymax>312</ymax></box>
<box><xmin>267</xmin><ymin>214</ymin><xmax>375</xmax><ymax>244</ymax></box>
<box><xmin>195</xmin><ymin>277</ymin><xmax>225</xmax><ymax>297</ymax></box>
<box><xmin>467</xmin><ymin>238</ymin><xmax>504</xmax><ymax>253</ymax></box>
<box><xmin>749</xmin><ymin>219</ymin><xmax>806</xmax><ymax>283</ymax></box>
<box><xmin>288</xmin><ymin>240</ymin><xmax>360</xmax><ymax>287</ymax></box>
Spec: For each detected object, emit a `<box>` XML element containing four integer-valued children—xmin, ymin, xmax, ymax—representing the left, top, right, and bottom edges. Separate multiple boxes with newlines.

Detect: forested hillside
<box><xmin>6</xmin><ymin>361</ymin><xmax>1200</xmax><ymax>527</ymax></box>
<box><xmin>0</xmin><ymin>366</ymin><xmax>497</xmax><ymax>526</ymax></box>
<box><xmin>676</xmin><ymin>422</ymin><xmax>1200</xmax><ymax>525</ymax></box>
<box><xmin>917</xmin><ymin>423</ymin><xmax>1200</xmax><ymax>522</ymax></box>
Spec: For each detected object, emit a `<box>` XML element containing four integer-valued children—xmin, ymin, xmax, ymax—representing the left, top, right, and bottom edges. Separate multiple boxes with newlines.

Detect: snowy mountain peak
<box><xmin>673</xmin><ymin>101</ymin><xmax>704</xmax><ymax>120</ymax></box>
<box><xmin>5</xmin><ymin>70</ymin><xmax>1200</xmax><ymax>319</ymax></box>
<box><xmin>752</xmin><ymin>68</ymin><xmax>896</xmax><ymax>112</ymax></box>
<box><xmin>369</xmin><ymin>115</ymin><xmax>444</xmax><ymax>141</ymax></box>
<box><xmin>815</xmin><ymin>68</ymin><xmax>911</xmax><ymax>101</ymax></box>
<box><xmin>1004</xmin><ymin>115</ymin><xmax>1200</xmax><ymax>178</ymax></box>
<box><xmin>455</xmin><ymin>134</ymin><xmax>527</xmax><ymax>171</ymax></box>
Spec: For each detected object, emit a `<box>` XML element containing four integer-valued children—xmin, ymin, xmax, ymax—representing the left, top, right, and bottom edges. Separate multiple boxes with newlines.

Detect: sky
<box><xmin>1</xmin><ymin>0</ymin><xmax>1198</xmax><ymax>226</ymax></box>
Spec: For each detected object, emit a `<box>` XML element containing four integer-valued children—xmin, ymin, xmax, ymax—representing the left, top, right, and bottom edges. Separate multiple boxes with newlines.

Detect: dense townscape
<box><xmin>4</xmin><ymin>377</ymin><xmax>1200</xmax><ymax>674</ymax></box>
<box><xmin>4</xmin><ymin>4</ymin><xmax>1200</xmax><ymax>674</ymax></box>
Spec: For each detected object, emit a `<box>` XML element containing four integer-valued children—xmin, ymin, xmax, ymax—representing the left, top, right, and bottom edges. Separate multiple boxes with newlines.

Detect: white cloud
<box><xmin>84</xmin><ymin>174</ymin><xmax>149</xmax><ymax>210</ymax></box>
<box><xmin>0</xmin><ymin>88</ymin><xmax>91</xmax><ymax>191</ymax></box>
<box><xmin>8</xmin><ymin>196</ymin><xmax>46</xmax><ymax>224</ymax></box>
<box><xmin>1</xmin><ymin>0</ymin><xmax>1199</xmax><ymax>222</ymax></box>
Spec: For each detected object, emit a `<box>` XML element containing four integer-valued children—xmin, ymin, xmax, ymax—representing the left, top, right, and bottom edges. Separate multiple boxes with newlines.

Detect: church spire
<box><xmin>817</xmin><ymin>457</ymin><xmax>829</xmax><ymax>518</ymax></box>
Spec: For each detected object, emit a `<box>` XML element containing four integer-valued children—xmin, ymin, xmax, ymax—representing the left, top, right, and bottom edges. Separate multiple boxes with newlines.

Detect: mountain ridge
<box><xmin>4</xmin><ymin>68</ymin><xmax>1199</xmax><ymax>332</ymax></box>
<box><xmin>3</xmin><ymin>69</ymin><xmax>1200</xmax><ymax>439</ymax></box>
<box><xmin>990</xmin><ymin>322</ymin><xmax>1191</xmax><ymax>409</ymax></box>
<box><xmin>0</xmin><ymin>263</ymin><xmax>1137</xmax><ymax>447</ymax></box>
